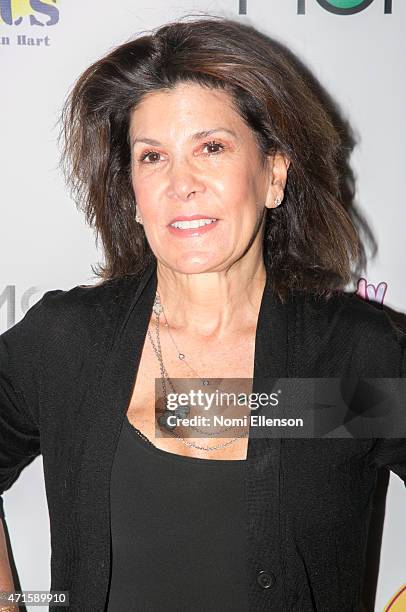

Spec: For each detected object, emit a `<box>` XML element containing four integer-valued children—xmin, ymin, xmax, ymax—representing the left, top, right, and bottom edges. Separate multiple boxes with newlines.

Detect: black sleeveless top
<box><xmin>106</xmin><ymin>415</ymin><xmax>249</xmax><ymax>611</ymax></box>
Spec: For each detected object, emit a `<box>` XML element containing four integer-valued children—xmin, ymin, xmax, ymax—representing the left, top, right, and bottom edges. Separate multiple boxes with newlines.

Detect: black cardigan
<box><xmin>0</xmin><ymin>258</ymin><xmax>405</xmax><ymax>612</ymax></box>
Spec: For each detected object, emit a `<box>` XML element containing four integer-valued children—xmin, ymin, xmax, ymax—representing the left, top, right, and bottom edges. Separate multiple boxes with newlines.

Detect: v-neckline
<box><xmin>117</xmin><ymin>258</ymin><xmax>290</xmax><ymax>461</ymax></box>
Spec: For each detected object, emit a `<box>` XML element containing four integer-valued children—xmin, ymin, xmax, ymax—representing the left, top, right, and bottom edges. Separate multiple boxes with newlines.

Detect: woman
<box><xmin>1</xmin><ymin>15</ymin><xmax>405</xmax><ymax>612</ymax></box>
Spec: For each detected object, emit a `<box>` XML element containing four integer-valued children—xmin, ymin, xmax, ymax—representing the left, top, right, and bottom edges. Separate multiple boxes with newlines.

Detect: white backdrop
<box><xmin>1</xmin><ymin>1</ymin><xmax>405</xmax><ymax>610</ymax></box>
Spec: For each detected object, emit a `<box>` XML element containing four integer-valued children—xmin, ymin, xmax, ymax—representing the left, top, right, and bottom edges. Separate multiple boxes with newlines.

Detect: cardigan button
<box><xmin>257</xmin><ymin>570</ymin><xmax>275</xmax><ymax>589</ymax></box>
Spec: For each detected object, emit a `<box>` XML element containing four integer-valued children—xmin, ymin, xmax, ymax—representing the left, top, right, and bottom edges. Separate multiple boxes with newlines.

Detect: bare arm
<box><xmin>0</xmin><ymin>519</ymin><xmax>18</xmax><ymax>611</ymax></box>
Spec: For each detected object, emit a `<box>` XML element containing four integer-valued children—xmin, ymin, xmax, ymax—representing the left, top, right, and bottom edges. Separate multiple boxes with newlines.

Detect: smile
<box><xmin>168</xmin><ymin>218</ymin><xmax>219</xmax><ymax>237</ymax></box>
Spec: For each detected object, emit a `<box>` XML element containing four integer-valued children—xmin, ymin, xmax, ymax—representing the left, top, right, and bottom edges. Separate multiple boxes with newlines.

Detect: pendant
<box><xmin>153</xmin><ymin>300</ymin><xmax>163</xmax><ymax>316</ymax></box>
<box><xmin>174</xmin><ymin>404</ymin><xmax>190</xmax><ymax>419</ymax></box>
<box><xmin>157</xmin><ymin>404</ymin><xmax>191</xmax><ymax>431</ymax></box>
<box><xmin>158</xmin><ymin>411</ymin><xmax>176</xmax><ymax>430</ymax></box>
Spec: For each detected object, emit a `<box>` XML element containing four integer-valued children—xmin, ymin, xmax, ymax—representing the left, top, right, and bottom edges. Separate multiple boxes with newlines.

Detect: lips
<box><xmin>167</xmin><ymin>218</ymin><xmax>220</xmax><ymax>237</ymax></box>
<box><xmin>168</xmin><ymin>214</ymin><xmax>218</xmax><ymax>226</ymax></box>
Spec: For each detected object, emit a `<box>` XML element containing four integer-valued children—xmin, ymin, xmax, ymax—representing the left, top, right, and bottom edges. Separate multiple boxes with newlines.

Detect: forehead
<box><xmin>129</xmin><ymin>82</ymin><xmax>244</xmax><ymax>135</ymax></box>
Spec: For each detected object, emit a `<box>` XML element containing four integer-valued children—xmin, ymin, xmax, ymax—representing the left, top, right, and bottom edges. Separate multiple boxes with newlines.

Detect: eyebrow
<box><xmin>131</xmin><ymin>127</ymin><xmax>238</xmax><ymax>148</ymax></box>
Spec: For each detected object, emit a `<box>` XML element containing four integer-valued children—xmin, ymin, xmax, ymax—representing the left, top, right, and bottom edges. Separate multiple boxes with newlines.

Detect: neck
<box><xmin>155</xmin><ymin>255</ymin><xmax>267</xmax><ymax>340</ymax></box>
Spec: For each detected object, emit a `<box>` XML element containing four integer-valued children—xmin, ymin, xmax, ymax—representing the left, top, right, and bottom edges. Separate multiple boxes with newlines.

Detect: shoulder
<box><xmin>291</xmin><ymin>291</ymin><xmax>406</xmax><ymax>378</ymax></box>
<box><xmin>37</xmin><ymin>274</ymin><xmax>136</xmax><ymax>314</ymax></box>
<box><xmin>47</xmin><ymin>273</ymin><xmax>143</xmax><ymax>316</ymax></box>
<box><xmin>0</xmin><ymin>274</ymin><xmax>141</xmax><ymax>351</ymax></box>
<box><xmin>332</xmin><ymin>291</ymin><xmax>404</xmax><ymax>352</ymax></box>
<box><xmin>293</xmin><ymin>290</ymin><xmax>405</xmax><ymax>376</ymax></box>
<box><xmin>292</xmin><ymin>288</ymin><xmax>401</xmax><ymax>334</ymax></box>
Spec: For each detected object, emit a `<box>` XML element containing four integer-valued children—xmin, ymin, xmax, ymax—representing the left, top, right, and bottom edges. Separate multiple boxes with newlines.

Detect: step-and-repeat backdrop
<box><xmin>1</xmin><ymin>1</ymin><xmax>405</xmax><ymax>610</ymax></box>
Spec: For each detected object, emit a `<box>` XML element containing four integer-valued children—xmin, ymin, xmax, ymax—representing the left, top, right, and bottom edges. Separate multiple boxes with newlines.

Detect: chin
<box><xmin>164</xmin><ymin>255</ymin><xmax>223</xmax><ymax>273</ymax></box>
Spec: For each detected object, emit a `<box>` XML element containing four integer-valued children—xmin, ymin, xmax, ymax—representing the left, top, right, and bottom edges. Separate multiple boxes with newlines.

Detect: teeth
<box><xmin>171</xmin><ymin>218</ymin><xmax>217</xmax><ymax>229</ymax></box>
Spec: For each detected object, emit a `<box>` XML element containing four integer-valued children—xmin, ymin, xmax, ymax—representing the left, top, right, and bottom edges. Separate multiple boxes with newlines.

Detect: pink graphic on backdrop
<box><xmin>356</xmin><ymin>278</ymin><xmax>387</xmax><ymax>305</ymax></box>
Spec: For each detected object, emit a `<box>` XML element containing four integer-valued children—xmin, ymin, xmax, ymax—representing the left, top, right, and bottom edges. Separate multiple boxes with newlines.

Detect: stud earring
<box><xmin>274</xmin><ymin>195</ymin><xmax>282</xmax><ymax>207</ymax></box>
<box><xmin>135</xmin><ymin>210</ymin><xmax>143</xmax><ymax>224</ymax></box>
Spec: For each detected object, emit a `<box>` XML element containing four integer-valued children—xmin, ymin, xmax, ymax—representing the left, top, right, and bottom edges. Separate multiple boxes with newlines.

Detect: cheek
<box><xmin>131</xmin><ymin>179</ymin><xmax>156</xmax><ymax>216</ymax></box>
<box><xmin>222</xmin><ymin>172</ymin><xmax>262</xmax><ymax>215</ymax></box>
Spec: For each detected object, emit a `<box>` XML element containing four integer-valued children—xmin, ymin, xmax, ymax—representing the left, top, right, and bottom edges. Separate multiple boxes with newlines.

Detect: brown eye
<box><xmin>202</xmin><ymin>140</ymin><xmax>225</xmax><ymax>155</ymax></box>
<box><xmin>139</xmin><ymin>150</ymin><xmax>161</xmax><ymax>163</ymax></box>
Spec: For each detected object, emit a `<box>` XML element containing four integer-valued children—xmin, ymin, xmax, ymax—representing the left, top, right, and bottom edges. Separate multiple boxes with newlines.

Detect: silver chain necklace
<box><xmin>147</xmin><ymin>292</ymin><xmax>248</xmax><ymax>452</ymax></box>
<box><xmin>151</xmin><ymin>292</ymin><xmax>237</xmax><ymax>436</ymax></box>
<box><xmin>158</xmin><ymin>291</ymin><xmax>211</xmax><ymax>387</ymax></box>
<box><xmin>147</xmin><ymin>327</ymin><xmax>237</xmax><ymax>438</ymax></box>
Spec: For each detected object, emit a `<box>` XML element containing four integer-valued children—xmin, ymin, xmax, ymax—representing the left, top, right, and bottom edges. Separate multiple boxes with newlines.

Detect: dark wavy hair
<box><xmin>59</xmin><ymin>14</ymin><xmax>366</xmax><ymax>302</ymax></box>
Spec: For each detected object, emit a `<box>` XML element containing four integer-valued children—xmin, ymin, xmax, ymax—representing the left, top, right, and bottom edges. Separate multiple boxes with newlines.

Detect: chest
<box><xmin>126</xmin><ymin>319</ymin><xmax>257</xmax><ymax>460</ymax></box>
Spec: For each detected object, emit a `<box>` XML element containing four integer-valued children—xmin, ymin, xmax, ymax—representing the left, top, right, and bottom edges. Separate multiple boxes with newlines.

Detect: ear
<box><xmin>264</xmin><ymin>152</ymin><xmax>290</xmax><ymax>209</ymax></box>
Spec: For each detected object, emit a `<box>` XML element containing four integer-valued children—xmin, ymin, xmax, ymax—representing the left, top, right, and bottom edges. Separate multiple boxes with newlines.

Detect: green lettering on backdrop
<box><xmin>316</xmin><ymin>0</ymin><xmax>375</xmax><ymax>12</ymax></box>
<box><xmin>297</xmin><ymin>1</ymin><xmax>393</xmax><ymax>16</ymax></box>
<box><xmin>326</xmin><ymin>0</ymin><xmax>367</xmax><ymax>7</ymax></box>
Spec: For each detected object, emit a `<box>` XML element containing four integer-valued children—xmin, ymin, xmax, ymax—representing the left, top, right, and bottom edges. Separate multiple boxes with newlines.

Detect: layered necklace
<box><xmin>146</xmin><ymin>291</ymin><xmax>248</xmax><ymax>452</ymax></box>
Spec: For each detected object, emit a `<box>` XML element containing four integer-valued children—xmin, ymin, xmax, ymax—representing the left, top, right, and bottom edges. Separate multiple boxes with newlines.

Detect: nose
<box><xmin>166</xmin><ymin>158</ymin><xmax>205</xmax><ymax>201</ymax></box>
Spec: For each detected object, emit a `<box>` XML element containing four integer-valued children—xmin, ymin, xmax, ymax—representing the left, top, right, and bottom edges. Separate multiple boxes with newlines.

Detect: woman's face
<box><xmin>129</xmin><ymin>81</ymin><xmax>281</xmax><ymax>273</ymax></box>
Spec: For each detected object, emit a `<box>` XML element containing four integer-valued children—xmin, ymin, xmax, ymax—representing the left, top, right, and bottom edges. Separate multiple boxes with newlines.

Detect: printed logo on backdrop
<box><xmin>296</xmin><ymin>0</ymin><xmax>393</xmax><ymax>14</ymax></box>
<box><xmin>384</xmin><ymin>584</ymin><xmax>406</xmax><ymax>611</ymax></box>
<box><xmin>238</xmin><ymin>1</ymin><xmax>393</xmax><ymax>14</ymax></box>
<box><xmin>0</xmin><ymin>286</ymin><xmax>42</xmax><ymax>330</ymax></box>
<box><xmin>0</xmin><ymin>0</ymin><xmax>59</xmax><ymax>48</ymax></box>
<box><xmin>355</xmin><ymin>278</ymin><xmax>388</xmax><ymax>305</ymax></box>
